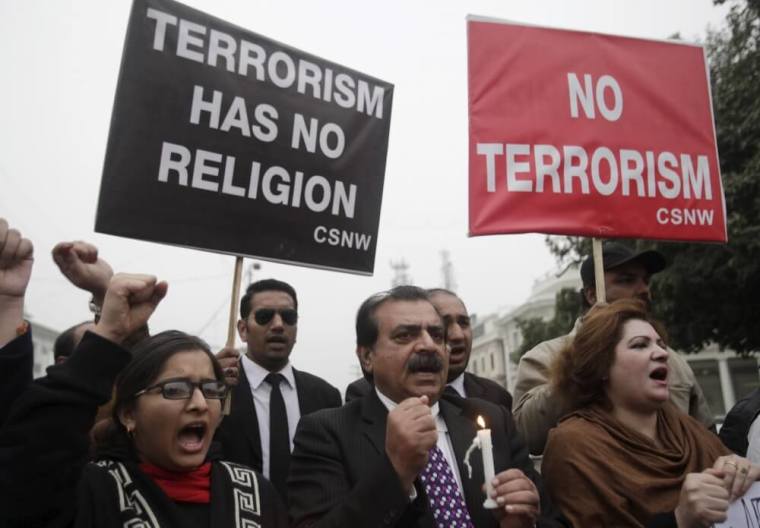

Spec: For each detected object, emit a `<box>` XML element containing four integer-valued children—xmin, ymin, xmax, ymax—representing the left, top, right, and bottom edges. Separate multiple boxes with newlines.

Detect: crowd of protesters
<box><xmin>1</xmin><ymin>217</ymin><xmax>758</xmax><ymax>528</ymax></box>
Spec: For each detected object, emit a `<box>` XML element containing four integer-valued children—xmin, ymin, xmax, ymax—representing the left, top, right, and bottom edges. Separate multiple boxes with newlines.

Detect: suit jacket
<box><xmin>288</xmin><ymin>390</ymin><xmax>566</xmax><ymax>528</ymax></box>
<box><xmin>215</xmin><ymin>360</ymin><xmax>342</xmax><ymax>473</ymax></box>
<box><xmin>461</xmin><ymin>372</ymin><xmax>513</xmax><ymax>410</ymax></box>
<box><xmin>345</xmin><ymin>373</ymin><xmax>513</xmax><ymax>411</ymax></box>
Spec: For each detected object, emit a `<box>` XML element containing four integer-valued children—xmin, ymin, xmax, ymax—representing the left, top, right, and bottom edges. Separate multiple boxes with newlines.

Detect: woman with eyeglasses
<box><xmin>541</xmin><ymin>299</ymin><xmax>760</xmax><ymax>528</ymax></box>
<box><xmin>0</xmin><ymin>273</ymin><xmax>288</xmax><ymax>527</ymax></box>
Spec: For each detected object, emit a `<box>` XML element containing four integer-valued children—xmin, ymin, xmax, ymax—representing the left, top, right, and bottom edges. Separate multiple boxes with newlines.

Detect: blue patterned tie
<box><xmin>418</xmin><ymin>445</ymin><xmax>474</xmax><ymax>528</ymax></box>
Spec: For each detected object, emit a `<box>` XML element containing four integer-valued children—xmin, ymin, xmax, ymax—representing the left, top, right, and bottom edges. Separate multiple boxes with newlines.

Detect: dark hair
<box><xmin>550</xmin><ymin>299</ymin><xmax>667</xmax><ymax>412</ymax></box>
<box><xmin>54</xmin><ymin>321</ymin><xmax>92</xmax><ymax>360</ymax></box>
<box><xmin>100</xmin><ymin>331</ymin><xmax>223</xmax><ymax>449</ymax></box>
<box><xmin>355</xmin><ymin>285</ymin><xmax>434</xmax><ymax>348</ymax></box>
<box><xmin>239</xmin><ymin>278</ymin><xmax>298</xmax><ymax>319</ymax></box>
<box><xmin>426</xmin><ymin>287</ymin><xmax>458</xmax><ymax>298</ymax></box>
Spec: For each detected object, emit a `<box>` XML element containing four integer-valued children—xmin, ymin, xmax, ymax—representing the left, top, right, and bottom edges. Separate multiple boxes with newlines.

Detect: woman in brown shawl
<box><xmin>542</xmin><ymin>299</ymin><xmax>760</xmax><ymax>527</ymax></box>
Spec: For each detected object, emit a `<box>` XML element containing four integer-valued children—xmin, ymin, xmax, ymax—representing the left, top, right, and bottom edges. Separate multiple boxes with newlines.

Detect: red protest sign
<box><xmin>467</xmin><ymin>17</ymin><xmax>727</xmax><ymax>243</ymax></box>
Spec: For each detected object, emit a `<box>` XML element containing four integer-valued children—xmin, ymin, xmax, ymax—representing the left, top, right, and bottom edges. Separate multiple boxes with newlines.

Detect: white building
<box><xmin>30</xmin><ymin>320</ymin><xmax>59</xmax><ymax>378</ymax></box>
<box><xmin>469</xmin><ymin>265</ymin><xmax>758</xmax><ymax>421</ymax></box>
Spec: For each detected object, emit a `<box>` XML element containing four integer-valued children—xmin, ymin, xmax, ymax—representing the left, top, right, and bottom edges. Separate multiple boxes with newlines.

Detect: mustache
<box><xmin>407</xmin><ymin>353</ymin><xmax>444</xmax><ymax>374</ymax></box>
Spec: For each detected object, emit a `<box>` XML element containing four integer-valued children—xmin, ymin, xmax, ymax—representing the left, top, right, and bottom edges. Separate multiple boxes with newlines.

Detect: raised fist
<box><xmin>0</xmin><ymin>218</ymin><xmax>34</xmax><ymax>300</ymax></box>
<box><xmin>52</xmin><ymin>241</ymin><xmax>113</xmax><ymax>302</ymax></box>
<box><xmin>94</xmin><ymin>273</ymin><xmax>168</xmax><ymax>344</ymax></box>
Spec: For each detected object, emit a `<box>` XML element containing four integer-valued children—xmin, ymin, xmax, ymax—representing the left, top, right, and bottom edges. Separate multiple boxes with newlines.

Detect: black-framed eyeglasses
<box><xmin>134</xmin><ymin>377</ymin><xmax>228</xmax><ymax>400</ymax></box>
<box><xmin>253</xmin><ymin>308</ymin><xmax>298</xmax><ymax>326</ymax></box>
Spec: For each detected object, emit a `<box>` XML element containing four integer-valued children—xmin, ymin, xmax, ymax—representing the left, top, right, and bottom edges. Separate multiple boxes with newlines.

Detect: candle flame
<box><xmin>477</xmin><ymin>415</ymin><xmax>486</xmax><ymax>428</ymax></box>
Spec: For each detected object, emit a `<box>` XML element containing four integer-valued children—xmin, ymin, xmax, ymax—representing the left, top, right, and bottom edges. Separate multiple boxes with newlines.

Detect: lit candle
<box><xmin>477</xmin><ymin>416</ymin><xmax>498</xmax><ymax>509</ymax></box>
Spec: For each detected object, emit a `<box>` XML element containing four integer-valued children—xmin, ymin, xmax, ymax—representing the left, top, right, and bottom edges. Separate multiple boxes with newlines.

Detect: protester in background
<box><xmin>513</xmin><ymin>242</ymin><xmax>713</xmax><ymax>455</ymax></box>
<box><xmin>428</xmin><ymin>288</ymin><xmax>513</xmax><ymax>407</ymax></box>
<box><xmin>51</xmin><ymin>240</ymin><xmax>149</xmax><ymax>435</ymax></box>
<box><xmin>0</xmin><ymin>272</ymin><xmax>288</xmax><ymax>527</ymax></box>
<box><xmin>542</xmin><ymin>300</ymin><xmax>758</xmax><ymax>527</ymax></box>
<box><xmin>53</xmin><ymin>320</ymin><xmax>96</xmax><ymax>364</ymax></box>
<box><xmin>215</xmin><ymin>278</ymin><xmax>341</xmax><ymax>502</ymax></box>
<box><xmin>0</xmin><ymin>218</ymin><xmax>34</xmax><ymax>425</ymax></box>
<box><xmin>719</xmin><ymin>387</ymin><xmax>760</xmax><ymax>463</ymax></box>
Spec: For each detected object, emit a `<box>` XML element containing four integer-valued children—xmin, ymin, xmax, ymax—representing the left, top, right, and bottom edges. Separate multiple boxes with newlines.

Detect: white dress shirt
<box><xmin>241</xmin><ymin>354</ymin><xmax>301</xmax><ymax>479</ymax></box>
<box><xmin>447</xmin><ymin>373</ymin><xmax>467</xmax><ymax>398</ymax></box>
<box><xmin>375</xmin><ymin>388</ymin><xmax>464</xmax><ymax>493</ymax></box>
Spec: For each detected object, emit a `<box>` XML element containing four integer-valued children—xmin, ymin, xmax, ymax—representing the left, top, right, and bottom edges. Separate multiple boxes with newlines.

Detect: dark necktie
<box><xmin>443</xmin><ymin>385</ymin><xmax>462</xmax><ymax>400</ymax></box>
<box><xmin>265</xmin><ymin>372</ymin><xmax>290</xmax><ymax>500</ymax></box>
<box><xmin>419</xmin><ymin>445</ymin><xmax>474</xmax><ymax>528</ymax></box>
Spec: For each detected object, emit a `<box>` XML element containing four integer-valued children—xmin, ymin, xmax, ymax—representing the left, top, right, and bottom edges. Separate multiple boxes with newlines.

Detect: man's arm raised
<box><xmin>52</xmin><ymin>240</ymin><xmax>114</xmax><ymax>311</ymax></box>
<box><xmin>0</xmin><ymin>218</ymin><xmax>33</xmax><ymax>347</ymax></box>
<box><xmin>93</xmin><ymin>273</ymin><xmax>167</xmax><ymax>345</ymax></box>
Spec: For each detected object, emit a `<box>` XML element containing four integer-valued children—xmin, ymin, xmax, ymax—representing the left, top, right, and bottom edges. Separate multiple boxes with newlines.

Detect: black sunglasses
<box><xmin>135</xmin><ymin>377</ymin><xmax>228</xmax><ymax>400</ymax></box>
<box><xmin>253</xmin><ymin>308</ymin><xmax>298</xmax><ymax>326</ymax></box>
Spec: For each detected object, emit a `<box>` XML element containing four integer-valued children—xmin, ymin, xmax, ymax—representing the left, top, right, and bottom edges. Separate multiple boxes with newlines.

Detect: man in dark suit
<box><xmin>345</xmin><ymin>288</ymin><xmax>512</xmax><ymax>410</ymax></box>
<box><xmin>215</xmin><ymin>279</ymin><xmax>341</xmax><ymax>501</ymax></box>
<box><xmin>428</xmin><ymin>288</ymin><xmax>512</xmax><ymax>408</ymax></box>
<box><xmin>289</xmin><ymin>286</ymin><xmax>564</xmax><ymax>528</ymax></box>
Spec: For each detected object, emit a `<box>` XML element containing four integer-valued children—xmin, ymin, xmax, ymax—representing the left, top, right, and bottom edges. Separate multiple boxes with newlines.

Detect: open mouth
<box><xmin>449</xmin><ymin>345</ymin><xmax>465</xmax><ymax>358</ymax></box>
<box><xmin>649</xmin><ymin>367</ymin><xmax>668</xmax><ymax>382</ymax></box>
<box><xmin>177</xmin><ymin>422</ymin><xmax>207</xmax><ymax>453</ymax></box>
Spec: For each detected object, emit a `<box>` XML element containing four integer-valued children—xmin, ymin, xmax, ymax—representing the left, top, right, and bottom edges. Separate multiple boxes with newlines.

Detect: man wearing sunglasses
<box><xmin>215</xmin><ymin>278</ymin><xmax>341</xmax><ymax>503</ymax></box>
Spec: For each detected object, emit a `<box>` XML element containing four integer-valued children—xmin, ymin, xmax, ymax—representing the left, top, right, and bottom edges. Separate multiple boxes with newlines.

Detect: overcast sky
<box><xmin>0</xmin><ymin>0</ymin><xmax>730</xmax><ymax>393</ymax></box>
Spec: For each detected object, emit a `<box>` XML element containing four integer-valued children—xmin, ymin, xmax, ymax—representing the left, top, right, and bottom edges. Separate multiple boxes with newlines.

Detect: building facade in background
<box><xmin>468</xmin><ymin>265</ymin><xmax>758</xmax><ymax>422</ymax></box>
<box><xmin>30</xmin><ymin>320</ymin><xmax>58</xmax><ymax>378</ymax></box>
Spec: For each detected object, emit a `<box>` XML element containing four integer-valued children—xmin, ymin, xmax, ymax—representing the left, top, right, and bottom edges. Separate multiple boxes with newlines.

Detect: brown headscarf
<box><xmin>542</xmin><ymin>402</ymin><xmax>728</xmax><ymax>527</ymax></box>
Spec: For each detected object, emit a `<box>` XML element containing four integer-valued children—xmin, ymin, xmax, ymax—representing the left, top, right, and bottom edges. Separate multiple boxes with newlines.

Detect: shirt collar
<box><xmin>447</xmin><ymin>373</ymin><xmax>466</xmax><ymax>398</ymax></box>
<box><xmin>375</xmin><ymin>387</ymin><xmax>440</xmax><ymax>421</ymax></box>
<box><xmin>241</xmin><ymin>353</ymin><xmax>295</xmax><ymax>390</ymax></box>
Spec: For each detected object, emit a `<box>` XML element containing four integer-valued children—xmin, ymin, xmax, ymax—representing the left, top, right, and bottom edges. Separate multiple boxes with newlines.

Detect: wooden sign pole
<box><xmin>592</xmin><ymin>238</ymin><xmax>606</xmax><ymax>305</ymax></box>
<box><xmin>223</xmin><ymin>256</ymin><xmax>244</xmax><ymax>415</ymax></box>
<box><xmin>226</xmin><ymin>256</ymin><xmax>244</xmax><ymax>348</ymax></box>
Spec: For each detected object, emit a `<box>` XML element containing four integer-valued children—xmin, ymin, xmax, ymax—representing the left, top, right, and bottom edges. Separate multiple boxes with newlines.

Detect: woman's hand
<box><xmin>675</xmin><ymin>469</ymin><xmax>729</xmax><ymax>527</ymax></box>
<box><xmin>712</xmin><ymin>455</ymin><xmax>760</xmax><ymax>501</ymax></box>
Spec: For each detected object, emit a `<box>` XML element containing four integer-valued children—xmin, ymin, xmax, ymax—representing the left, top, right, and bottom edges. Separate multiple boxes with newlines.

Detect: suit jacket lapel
<box><xmin>463</xmin><ymin>373</ymin><xmax>484</xmax><ymax>399</ymax></box>
<box><xmin>293</xmin><ymin>368</ymin><xmax>310</xmax><ymax>415</ymax></box>
<box><xmin>234</xmin><ymin>363</ymin><xmax>263</xmax><ymax>470</ymax></box>
<box><xmin>360</xmin><ymin>390</ymin><xmax>389</xmax><ymax>457</ymax></box>
<box><xmin>440</xmin><ymin>398</ymin><xmax>485</xmax><ymax>522</ymax></box>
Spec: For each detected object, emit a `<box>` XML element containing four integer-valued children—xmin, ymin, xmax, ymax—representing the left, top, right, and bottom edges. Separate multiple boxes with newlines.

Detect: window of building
<box><xmin>728</xmin><ymin>357</ymin><xmax>759</xmax><ymax>401</ymax></box>
<box><xmin>490</xmin><ymin>353</ymin><xmax>495</xmax><ymax>370</ymax></box>
<box><xmin>690</xmin><ymin>359</ymin><xmax>726</xmax><ymax>416</ymax></box>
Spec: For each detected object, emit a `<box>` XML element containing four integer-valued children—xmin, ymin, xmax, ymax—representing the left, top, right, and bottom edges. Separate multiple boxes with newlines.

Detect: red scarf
<box><xmin>139</xmin><ymin>462</ymin><xmax>211</xmax><ymax>503</ymax></box>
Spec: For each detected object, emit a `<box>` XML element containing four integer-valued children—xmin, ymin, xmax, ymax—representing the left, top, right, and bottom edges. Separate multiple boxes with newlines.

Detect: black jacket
<box><xmin>215</xmin><ymin>359</ymin><xmax>342</xmax><ymax>473</ymax></box>
<box><xmin>720</xmin><ymin>387</ymin><xmax>760</xmax><ymax>456</ymax></box>
<box><xmin>0</xmin><ymin>329</ymin><xmax>33</xmax><ymax>426</ymax></box>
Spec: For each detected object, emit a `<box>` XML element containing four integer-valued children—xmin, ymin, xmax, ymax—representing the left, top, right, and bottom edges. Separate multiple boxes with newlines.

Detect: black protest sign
<box><xmin>96</xmin><ymin>0</ymin><xmax>393</xmax><ymax>274</ymax></box>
